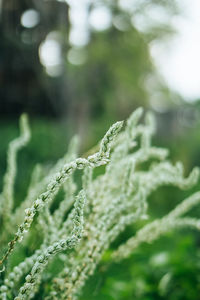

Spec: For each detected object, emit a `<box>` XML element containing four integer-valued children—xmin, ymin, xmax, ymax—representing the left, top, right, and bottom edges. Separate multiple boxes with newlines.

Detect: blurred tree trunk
<box><xmin>0</xmin><ymin>0</ymin><xmax>71</xmax><ymax>118</ymax></box>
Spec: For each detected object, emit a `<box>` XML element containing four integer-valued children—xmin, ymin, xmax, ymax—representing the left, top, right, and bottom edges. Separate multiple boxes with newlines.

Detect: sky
<box><xmin>150</xmin><ymin>0</ymin><xmax>200</xmax><ymax>102</ymax></box>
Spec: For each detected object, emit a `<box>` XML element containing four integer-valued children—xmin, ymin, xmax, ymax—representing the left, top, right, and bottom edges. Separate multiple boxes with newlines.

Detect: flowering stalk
<box><xmin>0</xmin><ymin>109</ymin><xmax>199</xmax><ymax>300</ymax></box>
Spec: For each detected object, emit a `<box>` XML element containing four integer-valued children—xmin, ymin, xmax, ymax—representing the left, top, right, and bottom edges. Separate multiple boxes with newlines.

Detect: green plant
<box><xmin>0</xmin><ymin>108</ymin><xmax>200</xmax><ymax>300</ymax></box>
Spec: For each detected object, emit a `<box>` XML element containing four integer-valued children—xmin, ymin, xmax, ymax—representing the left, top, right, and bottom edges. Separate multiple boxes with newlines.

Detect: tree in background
<box><xmin>0</xmin><ymin>0</ymin><xmax>70</xmax><ymax>117</ymax></box>
<box><xmin>0</xmin><ymin>0</ymin><xmax>179</xmax><ymax>124</ymax></box>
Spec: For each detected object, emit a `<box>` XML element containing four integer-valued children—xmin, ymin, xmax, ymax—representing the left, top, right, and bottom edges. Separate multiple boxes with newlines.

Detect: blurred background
<box><xmin>1</xmin><ymin>0</ymin><xmax>200</xmax><ymax>299</ymax></box>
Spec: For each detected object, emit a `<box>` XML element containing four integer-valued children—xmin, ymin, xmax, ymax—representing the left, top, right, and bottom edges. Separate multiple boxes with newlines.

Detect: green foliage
<box><xmin>0</xmin><ymin>108</ymin><xmax>200</xmax><ymax>299</ymax></box>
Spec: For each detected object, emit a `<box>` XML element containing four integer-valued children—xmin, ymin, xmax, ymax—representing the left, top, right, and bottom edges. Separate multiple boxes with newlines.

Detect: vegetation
<box><xmin>0</xmin><ymin>108</ymin><xmax>200</xmax><ymax>299</ymax></box>
<box><xmin>1</xmin><ymin>1</ymin><xmax>200</xmax><ymax>299</ymax></box>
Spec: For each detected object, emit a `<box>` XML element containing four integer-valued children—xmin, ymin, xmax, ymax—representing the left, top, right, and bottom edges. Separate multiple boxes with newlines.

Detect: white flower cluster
<box><xmin>0</xmin><ymin>108</ymin><xmax>199</xmax><ymax>300</ymax></box>
<box><xmin>1</xmin><ymin>114</ymin><xmax>30</xmax><ymax>227</ymax></box>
